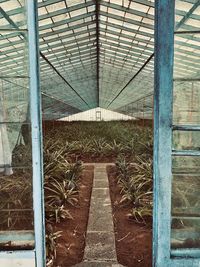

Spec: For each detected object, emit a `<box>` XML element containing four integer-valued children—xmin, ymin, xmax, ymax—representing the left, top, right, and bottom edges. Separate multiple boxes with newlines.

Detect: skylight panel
<box><xmin>46</xmin><ymin>2</ymin><xmax>66</xmax><ymax>13</ymax></box>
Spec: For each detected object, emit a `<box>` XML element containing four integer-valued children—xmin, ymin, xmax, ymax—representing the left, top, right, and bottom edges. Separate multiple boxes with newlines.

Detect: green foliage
<box><xmin>43</xmin><ymin>121</ymin><xmax>153</xmax><ymax>159</ymax></box>
<box><xmin>45</xmin><ymin>179</ymin><xmax>78</xmax><ymax>207</ymax></box>
<box><xmin>90</xmin><ymin>138</ymin><xmax>107</xmax><ymax>156</ymax></box>
<box><xmin>115</xmin><ymin>155</ymin><xmax>153</xmax><ymax>225</ymax></box>
<box><xmin>43</xmin><ymin>146</ymin><xmax>65</xmax><ymax>176</ymax></box>
<box><xmin>130</xmin><ymin>206</ymin><xmax>152</xmax><ymax>225</ymax></box>
<box><xmin>106</xmin><ymin>140</ymin><xmax>125</xmax><ymax>155</ymax></box>
<box><xmin>0</xmin><ymin>172</ymin><xmax>33</xmax><ymax>228</ymax></box>
<box><xmin>62</xmin><ymin>160</ymin><xmax>83</xmax><ymax>189</ymax></box>
<box><xmin>115</xmin><ymin>155</ymin><xmax>132</xmax><ymax>182</ymax></box>
<box><xmin>43</xmin><ymin>121</ymin><xmax>154</xmax><ymax>228</ymax></box>
<box><xmin>43</xmin><ymin>144</ymin><xmax>83</xmax><ymax>266</ymax></box>
<box><xmin>45</xmin><ymin>204</ymin><xmax>73</xmax><ymax>224</ymax></box>
<box><xmin>46</xmin><ymin>224</ymin><xmax>62</xmax><ymax>266</ymax></box>
<box><xmin>1</xmin><ymin>121</ymin><xmax>153</xmax><ymax>265</ymax></box>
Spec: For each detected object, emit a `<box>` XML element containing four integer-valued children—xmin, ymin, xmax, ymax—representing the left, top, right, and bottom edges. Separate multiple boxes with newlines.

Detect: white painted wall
<box><xmin>59</xmin><ymin>107</ymin><xmax>135</xmax><ymax>121</ymax></box>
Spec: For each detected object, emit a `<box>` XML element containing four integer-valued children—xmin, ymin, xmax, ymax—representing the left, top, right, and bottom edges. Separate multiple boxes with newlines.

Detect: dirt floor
<box><xmin>107</xmin><ymin>166</ymin><xmax>152</xmax><ymax>267</ymax></box>
<box><xmin>70</xmin><ymin>154</ymin><xmax>125</xmax><ymax>163</ymax></box>
<box><xmin>54</xmin><ymin>166</ymin><xmax>94</xmax><ymax>267</ymax></box>
<box><xmin>51</xmin><ymin>164</ymin><xmax>152</xmax><ymax>267</ymax></box>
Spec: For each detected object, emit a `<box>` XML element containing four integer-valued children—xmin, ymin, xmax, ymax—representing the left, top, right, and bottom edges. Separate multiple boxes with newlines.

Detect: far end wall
<box><xmin>58</xmin><ymin>107</ymin><xmax>136</xmax><ymax>122</ymax></box>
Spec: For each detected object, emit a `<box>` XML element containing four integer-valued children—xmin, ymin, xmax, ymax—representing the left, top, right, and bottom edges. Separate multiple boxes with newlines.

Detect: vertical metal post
<box><xmin>27</xmin><ymin>1</ymin><xmax>46</xmax><ymax>267</ymax></box>
<box><xmin>152</xmin><ymin>95</ymin><xmax>154</xmax><ymax>128</ymax></box>
<box><xmin>153</xmin><ymin>0</ymin><xmax>175</xmax><ymax>266</ymax></box>
<box><xmin>143</xmin><ymin>97</ymin><xmax>145</xmax><ymax>127</ymax></box>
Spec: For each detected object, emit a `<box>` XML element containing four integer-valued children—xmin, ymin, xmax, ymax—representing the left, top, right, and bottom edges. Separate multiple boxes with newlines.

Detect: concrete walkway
<box><xmin>73</xmin><ymin>163</ymin><xmax>124</xmax><ymax>267</ymax></box>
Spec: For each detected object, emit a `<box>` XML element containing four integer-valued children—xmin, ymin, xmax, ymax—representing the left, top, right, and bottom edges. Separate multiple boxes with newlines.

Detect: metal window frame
<box><xmin>153</xmin><ymin>0</ymin><xmax>200</xmax><ymax>266</ymax></box>
<box><xmin>0</xmin><ymin>1</ymin><xmax>45</xmax><ymax>266</ymax></box>
<box><xmin>28</xmin><ymin>1</ymin><xmax>46</xmax><ymax>266</ymax></box>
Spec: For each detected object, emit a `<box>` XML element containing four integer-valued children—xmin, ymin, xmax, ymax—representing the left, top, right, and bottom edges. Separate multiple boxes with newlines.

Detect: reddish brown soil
<box><xmin>54</xmin><ymin>166</ymin><xmax>94</xmax><ymax>267</ymax></box>
<box><xmin>68</xmin><ymin>153</ymin><xmax>135</xmax><ymax>164</ymax></box>
<box><xmin>107</xmin><ymin>166</ymin><xmax>152</xmax><ymax>267</ymax></box>
<box><xmin>69</xmin><ymin>154</ymin><xmax>125</xmax><ymax>163</ymax></box>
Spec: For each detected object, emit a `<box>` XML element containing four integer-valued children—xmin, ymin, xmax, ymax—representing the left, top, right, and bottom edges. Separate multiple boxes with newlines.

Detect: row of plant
<box><xmin>0</xmin><ymin>140</ymin><xmax>83</xmax><ymax>266</ymax></box>
<box><xmin>115</xmin><ymin>154</ymin><xmax>153</xmax><ymax>225</ymax></box>
<box><xmin>0</xmin><ymin>170</ymin><xmax>33</xmax><ymax>230</ymax></box>
<box><xmin>43</xmin><ymin>140</ymin><xmax>84</xmax><ymax>266</ymax></box>
<box><xmin>43</xmin><ymin>122</ymin><xmax>153</xmax><ymax>264</ymax></box>
<box><xmin>0</xmin><ymin>121</ymin><xmax>153</xmax><ymax>265</ymax></box>
<box><xmin>44</xmin><ymin>121</ymin><xmax>153</xmax><ymax>160</ymax></box>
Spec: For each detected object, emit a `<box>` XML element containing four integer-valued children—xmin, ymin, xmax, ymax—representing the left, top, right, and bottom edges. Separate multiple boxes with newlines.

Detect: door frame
<box><xmin>153</xmin><ymin>0</ymin><xmax>200</xmax><ymax>266</ymax></box>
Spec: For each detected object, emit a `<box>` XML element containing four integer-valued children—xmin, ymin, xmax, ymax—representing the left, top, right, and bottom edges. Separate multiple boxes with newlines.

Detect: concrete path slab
<box><xmin>73</xmin><ymin>164</ymin><xmax>124</xmax><ymax>267</ymax></box>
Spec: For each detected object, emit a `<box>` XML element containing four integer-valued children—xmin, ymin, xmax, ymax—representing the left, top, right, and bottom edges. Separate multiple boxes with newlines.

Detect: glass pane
<box><xmin>0</xmin><ymin>0</ymin><xmax>27</xmax><ymax>30</ymax></box>
<box><xmin>171</xmin><ymin>156</ymin><xmax>200</xmax><ymax>249</ymax></box>
<box><xmin>173</xmin><ymin>156</ymin><xmax>200</xmax><ymax>173</ymax></box>
<box><xmin>0</xmin><ymin>167</ymin><xmax>34</xmax><ymax>250</ymax></box>
<box><xmin>174</xmin><ymin>33</ymin><xmax>200</xmax><ymax>80</ymax></box>
<box><xmin>0</xmin><ymin>31</ymin><xmax>29</xmax><ymax>77</ymax></box>
<box><xmin>173</xmin><ymin>131</ymin><xmax>200</xmax><ymax>150</ymax></box>
<box><xmin>0</xmin><ymin>123</ymin><xmax>32</xmax><ymax>168</ymax></box>
<box><xmin>0</xmin><ymin>2</ymin><xmax>34</xmax><ymax>249</ymax></box>
<box><xmin>175</xmin><ymin>1</ymin><xmax>195</xmax><ymax>32</ymax></box>
<box><xmin>173</xmin><ymin>81</ymin><xmax>200</xmax><ymax>125</ymax></box>
<box><xmin>0</xmin><ymin>78</ymin><xmax>30</xmax><ymax>123</ymax></box>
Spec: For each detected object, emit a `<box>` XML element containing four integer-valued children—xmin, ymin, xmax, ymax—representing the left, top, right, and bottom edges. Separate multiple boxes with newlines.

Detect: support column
<box><xmin>153</xmin><ymin>0</ymin><xmax>175</xmax><ymax>266</ymax></box>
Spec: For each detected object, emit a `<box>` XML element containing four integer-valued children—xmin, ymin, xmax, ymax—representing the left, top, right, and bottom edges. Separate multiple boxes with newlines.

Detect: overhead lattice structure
<box><xmin>0</xmin><ymin>0</ymin><xmax>199</xmax><ymax>120</ymax></box>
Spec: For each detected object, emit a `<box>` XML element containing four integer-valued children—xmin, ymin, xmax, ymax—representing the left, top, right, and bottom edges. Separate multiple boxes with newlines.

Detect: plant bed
<box><xmin>107</xmin><ymin>165</ymin><xmax>152</xmax><ymax>267</ymax></box>
<box><xmin>69</xmin><ymin>153</ymin><xmax>133</xmax><ymax>164</ymax></box>
<box><xmin>52</xmin><ymin>165</ymin><xmax>94</xmax><ymax>267</ymax></box>
<box><xmin>43</xmin><ymin>121</ymin><xmax>153</xmax><ymax>165</ymax></box>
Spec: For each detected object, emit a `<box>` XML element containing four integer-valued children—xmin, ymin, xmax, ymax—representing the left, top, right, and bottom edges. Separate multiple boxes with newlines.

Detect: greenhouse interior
<box><xmin>0</xmin><ymin>0</ymin><xmax>200</xmax><ymax>266</ymax></box>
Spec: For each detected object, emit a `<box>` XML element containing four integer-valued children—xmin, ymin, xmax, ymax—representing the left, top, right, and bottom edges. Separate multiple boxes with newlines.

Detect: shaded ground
<box><xmin>54</xmin><ymin>166</ymin><xmax>94</xmax><ymax>267</ymax></box>
<box><xmin>70</xmin><ymin>154</ymin><xmax>131</xmax><ymax>163</ymax></box>
<box><xmin>107</xmin><ymin>166</ymin><xmax>152</xmax><ymax>267</ymax></box>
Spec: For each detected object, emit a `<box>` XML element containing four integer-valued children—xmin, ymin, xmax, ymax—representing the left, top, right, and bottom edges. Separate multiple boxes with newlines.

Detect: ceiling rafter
<box><xmin>106</xmin><ymin>0</ymin><xmax>200</xmax><ymax>109</ymax></box>
<box><xmin>1</xmin><ymin>0</ymin><xmax>200</xmax><ymax>117</ymax></box>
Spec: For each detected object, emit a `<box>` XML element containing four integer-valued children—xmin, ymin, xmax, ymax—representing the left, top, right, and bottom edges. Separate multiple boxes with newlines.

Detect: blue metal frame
<box><xmin>154</xmin><ymin>0</ymin><xmax>200</xmax><ymax>266</ymax></box>
<box><xmin>27</xmin><ymin>1</ymin><xmax>46</xmax><ymax>266</ymax></box>
<box><xmin>0</xmin><ymin>1</ymin><xmax>45</xmax><ymax>266</ymax></box>
<box><xmin>153</xmin><ymin>1</ymin><xmax>175</xmax><ymax>265</ymax></box>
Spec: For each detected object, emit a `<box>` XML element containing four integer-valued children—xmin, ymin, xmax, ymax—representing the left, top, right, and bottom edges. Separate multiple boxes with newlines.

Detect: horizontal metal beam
<box><xmin>175</xmin><ymin>0</ymin><xmax>200</xmax><ymax>31</ymax></box>
<box><xmin>39</xmin><ymin>11</ymin><xmax>95</xmax><ymax>31</ymax></box>
<box><xmin>39</xmin><ymin>20</ymin><xmax>95</xmax><ymax>39</ymax></box>
<box><xmin>101</xmin><ymin>0</ymin><xmax>154</xmax><ymax>20</ymax></box>
<box><xmin>100</xmin><ymin>10</ymin><xmax>154</xmax><ymax>30</ymax></box>
<box><xmin>172</xmin><ymin>125</ymin><xmax>200</xmax><ymax>131</ymax></box>
<box><xmin>100</xmin><ymin>20</ymin><xmax>153</xmax><ymax>38</ymax></box>
<box><xmin>39</xmin><ymin>1</ymin><xmax>94</xmax><ymax>21</ymax></box>
<box><xmin>172</xmin><ymin>150</ymin><xmax>200</xmax><ymax>156</ymax></box>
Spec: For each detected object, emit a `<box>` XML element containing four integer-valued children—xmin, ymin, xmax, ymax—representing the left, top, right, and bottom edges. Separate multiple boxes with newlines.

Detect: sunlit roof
<box><xmin>0</xmin><ymin>0</ymin><xmax>199</xmax><ymax>119</ymax></box>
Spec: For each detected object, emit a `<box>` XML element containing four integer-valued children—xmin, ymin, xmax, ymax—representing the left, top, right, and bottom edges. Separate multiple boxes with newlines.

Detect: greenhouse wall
<box><xmin>59</xmin><ymin>107</ymin><xmax>135</xmax><ymax>122</ymax></box>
